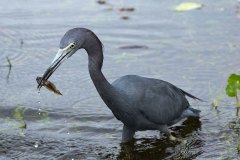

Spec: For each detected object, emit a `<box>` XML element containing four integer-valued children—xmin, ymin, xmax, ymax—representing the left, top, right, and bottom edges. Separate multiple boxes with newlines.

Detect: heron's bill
<box><xmin>37</xmin><ymin>43</ymin><xmax>75</xmax><ymax>90</ymax></box>
<box><xmin>37</xmin><ymin>50</ymin><xmax>66</xmax><ymax>89</ymax></box>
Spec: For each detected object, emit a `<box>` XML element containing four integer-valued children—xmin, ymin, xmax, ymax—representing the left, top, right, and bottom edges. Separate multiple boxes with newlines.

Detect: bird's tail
<box><xmin>181</xmin><ymin>89</ymin><xmax>203</xmax><ymax>101</ymax></box>
<box><xmin>189</xmin><ymin>107</ymin><xmax>201</xmax><ymax>117</ymax></box>
<box><xmin>182</xmin><ymin>107</ymin><xmax>201</xmax><ymax>118</ymax></box>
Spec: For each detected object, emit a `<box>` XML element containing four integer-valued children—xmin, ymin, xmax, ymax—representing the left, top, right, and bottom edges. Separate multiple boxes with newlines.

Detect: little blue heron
<box><xmin>37</xmin><ymin>28</ymin><xmax>201</xmax><ymax>143</ymax></box>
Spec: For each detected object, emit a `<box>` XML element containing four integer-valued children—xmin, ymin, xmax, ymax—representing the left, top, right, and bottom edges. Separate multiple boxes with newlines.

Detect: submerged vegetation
<box><xmin>1</xmin><ymin>107</ymin><xmax>50</xmax><ymax>137</ymax></box>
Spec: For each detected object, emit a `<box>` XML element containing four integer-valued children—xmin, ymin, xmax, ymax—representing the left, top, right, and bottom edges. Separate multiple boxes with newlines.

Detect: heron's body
<box><xmin>38</xmin><ymin>28</ymin><xmax>201</xmax><ymax>143</ymax></box>
<box><xmin>112</xmin><ymin>75</ymin><xmax>194</xmax><ymax>127</ymax></box>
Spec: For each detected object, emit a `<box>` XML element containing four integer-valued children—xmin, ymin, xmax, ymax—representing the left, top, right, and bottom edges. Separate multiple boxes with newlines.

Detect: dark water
<box><xmin>0</xmin><ymin>0</ymin><xmax>240</xmax><ymax>159</ymax></box>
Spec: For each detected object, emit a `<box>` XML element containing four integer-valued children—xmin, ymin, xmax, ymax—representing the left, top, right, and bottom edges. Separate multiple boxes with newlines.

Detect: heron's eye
<box><xmin>70</xmin><ymin>43</ymin><xmax>75</xmax><ymax>49</ymax></box>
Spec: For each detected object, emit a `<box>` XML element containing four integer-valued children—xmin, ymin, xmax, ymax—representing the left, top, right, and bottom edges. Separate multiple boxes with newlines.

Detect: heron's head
<box><xmin>37</xmin><ymin>28</ymin><xmax>93</xmax><ymax>89</ymax></box>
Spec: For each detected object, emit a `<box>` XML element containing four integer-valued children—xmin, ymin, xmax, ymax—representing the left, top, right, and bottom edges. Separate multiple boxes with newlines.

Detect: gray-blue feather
<box><xmin>112</xmin><ymin>75</ymin><xmax>199</xmax><ymax>130</ymax></box>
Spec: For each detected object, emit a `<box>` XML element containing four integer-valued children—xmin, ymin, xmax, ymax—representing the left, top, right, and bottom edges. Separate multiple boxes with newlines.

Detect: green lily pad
<box><xmin>175</xmin><ymin>2</ymin><xmax>203</xmax><ymax>12</ymax></box>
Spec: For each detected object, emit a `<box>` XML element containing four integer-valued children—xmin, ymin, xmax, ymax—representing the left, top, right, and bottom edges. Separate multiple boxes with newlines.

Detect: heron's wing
<box><xmin>112</xmin><ymin>75</ymin><xmax>190</xmax><ymax>125</ymax></box>
<box><xmin>137</xmin><ymin>80</ymin><xmax>189</xmax><ymax>125</ymax></box>
<box><xmin>112</xmin><ymin>75</ymin><xmax>193</xmax><ymax>125</ymax></box>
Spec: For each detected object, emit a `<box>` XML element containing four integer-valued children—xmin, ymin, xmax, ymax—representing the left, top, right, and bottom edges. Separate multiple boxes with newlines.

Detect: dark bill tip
<box><xmin>37</xmin><ymin>67</ymin><xmax>53</xmax><ymax>90</ymax></box>
<box><xmin>36</xmin><ymin>76</ymin><xmax>44</xmax><ymax>90</ymax></box>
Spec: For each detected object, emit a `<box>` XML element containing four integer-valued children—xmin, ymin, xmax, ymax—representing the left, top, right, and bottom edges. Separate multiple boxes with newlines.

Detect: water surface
<box><xmin>0</xmin><ymin>0</ymin><xmax>240</xmax><ymax>159</ymax></box>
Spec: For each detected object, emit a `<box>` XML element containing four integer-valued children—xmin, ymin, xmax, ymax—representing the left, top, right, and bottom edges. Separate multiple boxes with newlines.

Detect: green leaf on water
<box><xmin>228</xmin><ymin>74</ymin><xmax>240</xmax><ymax>89</ymax></box>
<box><xmin>175</xmin><ymin>2</ymin><xmax>203</xmax><ymax>12</ymax></box>
<box><xmin>226</xmin><ymin>82</ymin><xmax>238</xmax><ymax>97</ymax></box>
<box><xmin>226</xmin><ymin>74</ymin><xmax>240</xmax><ymax>97</ymax></box>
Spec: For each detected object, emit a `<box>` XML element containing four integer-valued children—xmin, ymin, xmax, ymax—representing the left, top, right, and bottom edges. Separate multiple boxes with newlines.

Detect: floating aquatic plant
<box><xmin>209</xmin><ymin>83</ymin><xmax>222</xmax><ymax>110</ymax></box>
<box><xmin>175</xmin><ymin>2</ymin><xmax>204</xmax><ymax>12</ymax></box>
<box><xmin>225</xmin><ymin>74</ymin><xmax>240</xmax><ymax>116</ymax></box>
<box><xmin>13</xmin><ymin>107</ymin><xmax>27</xmax><ymax>130</ymax></box>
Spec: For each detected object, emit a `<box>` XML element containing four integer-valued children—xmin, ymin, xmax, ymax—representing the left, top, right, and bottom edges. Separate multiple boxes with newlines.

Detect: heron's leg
<box><xmin>158</xmin><ymin>125</ymin><xmax>181</xmax><ymax>142</ymax></box>
<box><xmin>122</xmin><ymin>125</ymin><xmax>135</xmax><ymax>143</ymax></box>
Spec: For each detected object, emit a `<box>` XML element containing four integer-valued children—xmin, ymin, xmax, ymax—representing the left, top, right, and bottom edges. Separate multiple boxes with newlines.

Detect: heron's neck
<box><xmin>86</xmin><ymin>46</ymin><xmax>114</xmax><ymax>101</ymax></box>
